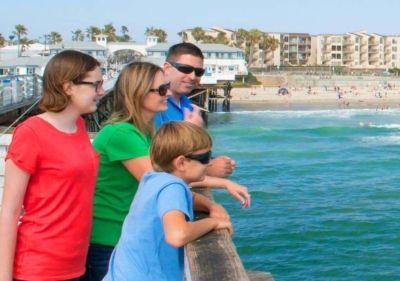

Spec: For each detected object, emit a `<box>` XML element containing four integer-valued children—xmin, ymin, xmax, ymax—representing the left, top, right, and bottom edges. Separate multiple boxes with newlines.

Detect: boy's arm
<box><xmin>191</xmin><ymin>192</ymin><xmax>229</xmax><ymax>219</ymax></box>
<box><xmin>0</xmin><ymin>160</ymin><xmax>30</xmax><ymax>280</ymax></box>
<box><xmin>162</xmin><ymin>209</ymin><xmax>232</xmax><ymax>248</ymax></box>
<box><xmin>190</xmin><ymin>177</ymin><xmax>251</xmax><ymax>209</ymax></box>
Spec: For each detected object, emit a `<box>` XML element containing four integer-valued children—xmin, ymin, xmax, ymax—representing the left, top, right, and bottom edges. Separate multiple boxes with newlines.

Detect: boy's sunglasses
<box><xmin>185</xmin><ymin>150</ymin><xmax>212</xmax><ymax>164</ymax></box>
<box><xmin>149</xmin><ymin>82</ymin><xmax>170</xmax><ymax>96</ymax></box>
<box><xmin>168</xmin><ymin>62</ymin><xmax>206</xmax><ymax>77</ymax></box>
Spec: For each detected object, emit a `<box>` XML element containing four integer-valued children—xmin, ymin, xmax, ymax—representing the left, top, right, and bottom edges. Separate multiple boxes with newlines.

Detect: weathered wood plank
<box><xmin>185</xmin><ymin>187</ymin><xmax>250</xmax><ymax>281</ymax></box>
<box><xmin>246</xmin><ymin>270</ymin><xmax>275</xmax><ymax>281</ymax></box>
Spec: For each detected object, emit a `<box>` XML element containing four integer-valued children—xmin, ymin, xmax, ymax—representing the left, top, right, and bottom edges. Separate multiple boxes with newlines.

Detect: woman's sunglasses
<box><xmin>168</xmin><ymin>62</ymin><xmax>206</xmax><ymax>77</ymax></box>
<box><xmin>185</xmin><ymin>150</ymin><xmax>212</xmax><ymax>164</ymax></box>
<box><xmin>149</xmin><ymin>82</ymin><xmax>170</xmax><ymax>96</ymax></box>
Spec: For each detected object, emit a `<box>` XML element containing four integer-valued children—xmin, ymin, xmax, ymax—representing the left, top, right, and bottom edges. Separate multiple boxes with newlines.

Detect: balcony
<box><xmin>369</xmin><ymin>57</ymin><xmax>379</xmax><ymax>62</ymax></box>
<box><xmin>385</xmin><ymin>41</ymin><xmax>392</xmax><ymax>46</ymax></box>
<box><xmin>385</xmin><ymin>49</ymin><xmax>391</xmax><ymax>54</ymax></box>
<box><xmin>369</xmin><ymin>41</ymin><xmax>379</xmax><ymax>46</ymax></box>
<box><xmin>343</xmin><ymin>40</ymin><xmax>354</xmax><ymax>45</ymax></box>
<box><xmin>298</xmin><ymin>41</ymin><xmax>311</xmax><ymax>46</ymax></box>
<box><xmin>343</xmin><ymin>57</ymin><xmax>354</xmax><ymax>61</ymax></box>
<box><xmin>322</xmin><ymin>48</ymin><xmax>331</xmax><ymax>53</ymax></box>
<box><xmin>321</xmin><ymin>40</ymin><xmax>332</xmax><ymax>45</ymax></box>
<box><xmin>298</xmin><ymin>48</ymin><xmax>311</xmax><ymax>53</ymax></box>
<box><xmin>360</xmin><ymin>56</ymin><xmax>368</xmax><ymax>61</ymax></box>
<box><xmin>322</xmin><ymin>56</ymin><xmax>331</xmax><ymax>61</ymax></box>
<box><xmin>289</xmin><ymin>41</ymin><xmax>297</xmax><ymax>45</ymax></box>
<box><xmin>360</xmin><ymin>48</ymin><xmax>368</xmax><ymax>53</ymax></box>
<box><xmin>368</xmin><ymin>49</ymin><xmax>379</xmax><ymax>54</ymax></box>
<box><xmin>343</xmin><ymin>49</ymin><xmax>354</xmax><ymax>53</ymax></box>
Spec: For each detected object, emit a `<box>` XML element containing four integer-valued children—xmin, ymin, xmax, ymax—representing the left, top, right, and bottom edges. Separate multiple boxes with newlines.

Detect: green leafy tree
<box><xmin>19</xmin><ymin>37</ymin><xmax>30</xmax><ymax>55</ymax></box>
<box><xmin>191</xmin><ymin>27</ymin><xmax>205</xmax><ymax>43</ymax></box>
<box><xmin>258</xmin><ymin>33</ymin><xmax>280</xmax><ymax>64</ymax></box>
<box><xmin>153</xmin><ymin>29</ymin><xmax>167</xmax><ymax>43</ymax></box>
<box><xmin>0</xmin><ymin>33</ymin><xmax>5</xmax><ymax>46</ymax></box>
<box><xmin>202</xmin><ymin>35</ymin><xmax>216</xmax><ymax>44</ymax></box>
<box><xmin>49</xmin><ymin>31</ymin><xmax>62</xmax><ymax>44</ymax></box>
<box><xmin>102</xmin><ymin>23</ymin><xmax>117</xmax><ymax>42</ymax></box>
<box><xmin>72</xmin><ymin>29</ymin><xmax>85</xmax><ymax>41</ymax></box>
<box><xmin>13</xmin><ymin>24</ymin><xmax>28</xmax><ymax>57</ymax></box>
<box><xmin>215</xmin><ymin>33</ymin><xmax>229</xmax><ymax>45</ymax></box>
<box><xmin>86</xmin><ymin>26</ymin><xmax>101</xmax><ymax>41</ymax></box>
<box><xmin>246</xmin><ymin>29</ymin><xmax>262</xmax><ymax>67</ymax></box>
<box><xmin>144</xmin><ymin>26</ymin><xmax>155</xmax><ymax>36</ymax></box>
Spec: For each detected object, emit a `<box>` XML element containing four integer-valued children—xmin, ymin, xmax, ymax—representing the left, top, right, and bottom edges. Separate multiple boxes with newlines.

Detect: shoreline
<box><xmin>229</xmin><ymin>86</ymin><xmax>400</xmax><ymax>109</ymax></box>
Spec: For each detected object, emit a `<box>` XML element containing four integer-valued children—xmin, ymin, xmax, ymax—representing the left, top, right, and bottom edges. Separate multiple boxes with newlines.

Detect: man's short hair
<box><xmin>166</xmin><ymin>43</ymin><xmax>204</xmax><ymax>62</ymax></box>
<box><xmin>150</xmin><ymin>121</ymin><xmax>212</xmax><ymax>172</ymax></box>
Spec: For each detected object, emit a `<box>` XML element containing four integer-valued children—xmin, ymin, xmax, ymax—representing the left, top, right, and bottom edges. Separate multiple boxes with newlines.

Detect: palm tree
<box><xmin>103</xmin><ymin>23</ymin><xmax>117</xmax><ymax>42</ymax></box>
<box><xmin>72</xmin><ymin>29</ymin><xmax>84</xmax><ymax>41</ymax></box>
<box><xmin>117</xmin><ymin>26</ymin><xmax>131</xmax><ymax>42</ymax></box>
<box><xmin>0</xmin><ymin>33</ymin><xmax>5</xmax><ymax>46</ymax></box>
<box><xmin>19</xmin><ymin>37</ymin><xmax>30</xmax><ymax>56</ymax></box>
<box><xmin>234</xmin><ymin>28</ymin><xmax>248</xmax><ymax>47</ymax></box>
<box><xmin>144</xmin><ymin>26</ymin><xmax>155</xmax><ymax>36</ymax></box>
<box><xmin>49</xmin><ymin>31</ymin><xmax>62</xmax><ymax>44</ymax></box>
<box><xmin>13</xmin><ymin>24</ymin><xmax>28</xmax><ymax>57</ymax></box>
<box><xmin>121</xmin><ymin>26</ymin><xmax>129</xmax><ymax>35</ymax></box>
<box><xmin>246</xmin><ymin>29</ymin><xmax>262</xmax><ymax>68</ymax></box>
<box><xmin>259</xmin><ymin>33</ymin><xmax>280</xmax><ymax>64</ymax></box>
<box><xmin>191</xmin><ymin>27</ymin><xmax>205</xmax><ymax>43</ymax></box>
<box><xmin>153</xmin><ymin>29</ymin><xmax>167</xmax><ymax>43</ymax></box>
<box><xmin>215</xmin><ymin>33</ymin><xmax>229</xmax><ymax>45</ymax></box>
<box><xmin>86</xmin><ymin>26</ymin><xmax>101</xmax><ymax>41</ymax></box>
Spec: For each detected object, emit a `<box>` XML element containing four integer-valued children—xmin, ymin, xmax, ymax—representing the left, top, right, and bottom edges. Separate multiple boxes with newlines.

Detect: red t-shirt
<box><xmin>6</xmin><ymin>116</ymin><xmax>99</xmax><ymax>280</ymax></box>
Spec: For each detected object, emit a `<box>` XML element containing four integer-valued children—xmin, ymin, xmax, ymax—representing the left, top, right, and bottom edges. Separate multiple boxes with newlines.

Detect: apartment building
<box><xmin>178</xmin><ymin>26</ymin><xmax>236</xmax><ymax>44</ymax></box>
<box><xmin>315</xmin><ymin>30</ymin><xmax>400</xmax><ymax>69</ymax></box>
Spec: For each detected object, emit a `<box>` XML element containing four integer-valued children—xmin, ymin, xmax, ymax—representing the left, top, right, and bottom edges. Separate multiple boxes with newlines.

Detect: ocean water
<box><xmin>207</xmin><ymin>103</ymin><xmax>400</xmax><ymax>281</ymax></box>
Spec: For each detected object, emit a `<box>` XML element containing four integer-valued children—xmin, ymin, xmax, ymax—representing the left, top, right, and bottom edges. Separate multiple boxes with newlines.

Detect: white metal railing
<box><xmin>0</xmin><ymin>74</ymin><xmax>42</xmax><ymax>107</ymax></box>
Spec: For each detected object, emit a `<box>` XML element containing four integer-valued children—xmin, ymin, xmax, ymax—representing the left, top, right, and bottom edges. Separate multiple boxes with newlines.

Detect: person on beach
<box><xmin>81</xmin><ymin>62</ymin><xmax>250</xmax><ymax>281</ymax></box>
<box><xmin>155</xmin><ymin>43</ymin><xmax>236</xmax><ymax>179</ymax></box>
<box><xmin>103</xmin><ymin>121</ymin><xmax>233</xmax><ymax>281</ymax></box>
<box><xmin>0</xmin><ymin>50</ymin><xmax>104</xmax><ymax>280</ymax></box>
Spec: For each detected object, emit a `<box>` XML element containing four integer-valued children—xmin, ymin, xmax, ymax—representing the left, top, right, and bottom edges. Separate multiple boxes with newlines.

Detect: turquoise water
<box><xmin>208</xmin><ymin>104</ymin><xmax>400</xmax><ymax>281</ymax></box>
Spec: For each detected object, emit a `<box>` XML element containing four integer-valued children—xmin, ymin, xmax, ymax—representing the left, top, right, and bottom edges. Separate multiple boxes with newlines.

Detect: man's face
<box><xmin>164</xmin><ymin>54</ymin><xmax>204</xmax><ymax>96</ymax></box>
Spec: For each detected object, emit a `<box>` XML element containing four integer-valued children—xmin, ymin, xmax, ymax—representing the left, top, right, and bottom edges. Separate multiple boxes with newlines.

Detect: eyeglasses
<box><xmin>168</xmin><ymin>62</ymin><xmax>206</xmax><ymax>77</ymax></box>
<box><xmin>149</xmin><ymin>82</ymin><xmax>170</xmax><ymax>96</ymax></box>
<box><xmin>185</xmin><ymin>150</ymin><xmax>212</xmax><ymax>164</ymax></box>
<box><xmin>74</xmin><ymin>80</ymin><xmax>104</xmax><ymax>93</ymax></box>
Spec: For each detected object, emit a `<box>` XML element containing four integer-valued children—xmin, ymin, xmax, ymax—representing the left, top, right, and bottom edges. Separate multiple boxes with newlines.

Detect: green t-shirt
<box><xmin>90</xmin><ymin>122</ymin><xmax>151</xmax><ymax>246</ymax></box>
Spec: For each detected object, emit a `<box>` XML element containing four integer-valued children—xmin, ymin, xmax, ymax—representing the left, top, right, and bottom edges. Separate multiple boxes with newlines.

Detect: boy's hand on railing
<box><xmin>209</xmin><ymin>203</ymin><xmax>229</xmax><ymax>220</ymax></box>
<box><xmin>213</xmin><ymin>217</ymin><xmax>233</xmax><ymax>235</ymax></box>
<box><xmin>223</xmin><ymin>180</ymin><xmax>251</xmax><ymax>209</ymax></box>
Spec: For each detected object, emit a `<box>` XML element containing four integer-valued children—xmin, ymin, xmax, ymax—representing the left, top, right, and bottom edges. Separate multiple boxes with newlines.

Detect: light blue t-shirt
<box><xmin>103</xmin><ymin>172</ymin><xmax>194</xmax><ymax>281</ymax></box>
<box><xmin>155</xmin><ymin>95</ymin><xmax>193</xmax><ymax>128</ymax></box>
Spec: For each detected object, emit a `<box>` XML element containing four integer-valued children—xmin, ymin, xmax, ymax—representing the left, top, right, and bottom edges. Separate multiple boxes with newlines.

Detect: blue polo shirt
<box><xmin>155</xmin><ymin>95</ymin><xmax>193</xmax><ymax>128</ymax></box>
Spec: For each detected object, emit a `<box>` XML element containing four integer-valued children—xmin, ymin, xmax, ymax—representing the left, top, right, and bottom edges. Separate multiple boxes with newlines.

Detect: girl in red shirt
<box><xmin>0</xmin><ymin>50</ymin><xmax>105</xmax><ymax>281</ymax></box>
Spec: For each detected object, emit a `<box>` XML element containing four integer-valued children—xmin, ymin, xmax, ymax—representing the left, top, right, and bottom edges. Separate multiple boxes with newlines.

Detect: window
<box><xmin>380</xmin><ymin>54</ymin><xmax>383</xmax><ymax>59</ymax></box>
<box><xmin>380</xmin><ymin>38</ymin><xmax>383</xmax><ymax>44</ymax></box>
<box><xmin>392</xmin><ymin>54</ymin><xmax>397</xmax><ymax>59</ymax></box>
<box><xmin>16</xmin><ymin>68</ymin><xmax>20</xmax><ymax>74</ymax></box>
<box><xmin>392</xmin><ymin>47</ymin><xmax>397</xmax><ymax>52</ymax></box>
<box><xmin>355</xmin><ymin>37</ymin><xmax>359</xmax><ymax>43</ymax></box>
<box><xmin>392</xmin><ymin>39</ymin><xmax>397</xmax><ymax>44</ymax></box>
<box><xmin>355</xmin><ymin>46</ymin><xmax>359</xmax><ymax>51</ymax></box>
<box><xmin>380</xmin><ymin>46</ymin><xmax>384</xmax><ymax>51</ymax></box>
<box><xmin>26</xmin><ymin>67</ymin><xmax>34</xmax><ymax>74</ymax></box>
<box><xmin>393</xmin><ymin>62</ymin><xmax>397</xmax><ymax>67</ymax></box>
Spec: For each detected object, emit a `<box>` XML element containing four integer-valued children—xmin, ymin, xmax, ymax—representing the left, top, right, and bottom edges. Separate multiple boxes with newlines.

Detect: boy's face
<box><xmin>183</xmin><ymin>148</ymin><xmax>211</xmax><ymax>184</ymax></box>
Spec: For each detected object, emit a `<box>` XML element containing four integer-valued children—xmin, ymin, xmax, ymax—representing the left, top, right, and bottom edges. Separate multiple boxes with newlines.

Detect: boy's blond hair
<box><xmin>150</xmin><ymin>121</ymin><xmax>213</xmax><ymax>172</ymax></box>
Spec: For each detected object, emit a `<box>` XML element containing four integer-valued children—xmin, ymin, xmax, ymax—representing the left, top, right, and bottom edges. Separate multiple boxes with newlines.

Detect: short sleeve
<box><xmin>6</xmin><ymin>124</ymin><xmax>41</xmax><ymax>174</ymax></box>
<box><xmin>157</xmin><ymin>183</ymin><xmax>191</xmax><ymax>220</ymax></box>
<box><xmin>106</xmin><ymin>128</ymin><xmax>150</xmax><ymax>162</ymax></box>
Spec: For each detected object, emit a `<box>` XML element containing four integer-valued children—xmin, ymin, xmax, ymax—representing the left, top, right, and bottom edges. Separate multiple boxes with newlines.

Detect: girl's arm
<box><xmin>121</xmin><ymin>155</ymin><xmax>153</xmax><ymax>181</ymax></box>
<box><xmin>0</xmin><ymin>160</ymin><xmax>30</xmax><ymax>280</ymax></box>
<box><xmin>190</xmin><ymin>176</ymin><xmax>251</xmax><ymax>209</ymax></box>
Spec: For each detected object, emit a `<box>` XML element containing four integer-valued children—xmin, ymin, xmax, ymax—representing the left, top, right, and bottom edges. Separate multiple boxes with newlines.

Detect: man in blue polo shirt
<box><xmin>155</xmin><ymin>43</ymin><xmax>234</xmax><ymax>178</ymax></box>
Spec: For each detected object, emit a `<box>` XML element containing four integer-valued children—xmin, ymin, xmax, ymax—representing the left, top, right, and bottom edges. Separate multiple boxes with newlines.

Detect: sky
<box><xmin>2</xmin><ymin>0</ymin><xmax>400</xmax><ymax>44</ymax></box>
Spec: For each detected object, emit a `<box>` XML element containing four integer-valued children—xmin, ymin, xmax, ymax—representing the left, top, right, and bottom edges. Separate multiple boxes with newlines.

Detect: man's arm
<box><xmin>205</xmin><ymin>155</ymin><xmax>236</xmax><ymax>178</ymax></box>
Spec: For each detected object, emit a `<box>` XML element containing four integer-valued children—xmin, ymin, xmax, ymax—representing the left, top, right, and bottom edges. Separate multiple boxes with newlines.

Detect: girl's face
<box><xmin>142</xmin><ymin>71</ymin><xmax>171</xmax><ymax>117</ymax></box>
<box><xmin>68</xmin><ymin>66</ymin><xmax>105</xmax><ymax>114</ymax></box>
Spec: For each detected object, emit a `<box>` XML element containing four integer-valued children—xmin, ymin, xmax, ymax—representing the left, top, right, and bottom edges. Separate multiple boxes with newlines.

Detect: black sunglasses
<box><xmin>149</xmin><ymin>82</ymin><xmax>170</xmax><ymax>96</ymax></box>
<box><xmin>74</xmin><ymin>80</ymin><xmax>104</xmax><ymax>93</ymax></box>
<box><xmin>168</xmin><ymin>62</ymin><xmax>206</xmax><ymax>77</ymax></box>
<box><xmin>185</xmin><ymin>150</ymin><xmax>212</xmax><ymax>164</ymax></box>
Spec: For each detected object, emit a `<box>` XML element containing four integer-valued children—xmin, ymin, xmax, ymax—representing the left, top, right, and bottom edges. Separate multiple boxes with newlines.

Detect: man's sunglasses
<box><xmin>168</xmin><ymin>62</ymin><xmax>206</xmax><ymax>77</ymax></box>
<box><xmin>149</xmin><ymin>82</ymin><xmax>170</xmax><ymax>96</ymax></box>
<box><xmin>185</xmin><ymin>150</ymin><xmax>212</xmax><ymax>164</ymax></box>
<box><xmin>74</xmin><ymin>80</ymin><xmax>104</xmax><ymax>93</ymax></box>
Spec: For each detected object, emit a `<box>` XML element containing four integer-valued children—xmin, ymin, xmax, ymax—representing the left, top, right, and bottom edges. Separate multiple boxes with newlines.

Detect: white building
<box><xmin>145</xmin><ymin>43</ymin><xmax>248</xmax><ymax>84</ymax></box>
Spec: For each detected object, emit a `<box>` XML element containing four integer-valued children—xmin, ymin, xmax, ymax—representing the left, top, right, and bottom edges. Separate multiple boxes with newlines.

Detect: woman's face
<box><xmin>142</xmin><ymin>71</ymin><xmax>170</xmax><ymax>117</ymax></box>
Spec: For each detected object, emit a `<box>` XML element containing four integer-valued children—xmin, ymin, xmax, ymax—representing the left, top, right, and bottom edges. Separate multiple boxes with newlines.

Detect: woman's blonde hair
<box><xmin>40</xmin><ymin>50</ymin><xmax>100</xmax><ymax>112</ymax></box>
<box><xmin>150</xmin><ymin>121</ymin><xmax>213</xmax><ymax>172</ymax></box>
<box><xmin>107</xmin><ymin>61</ymin><xmax>163</xmax><ymax>136</ymax></box>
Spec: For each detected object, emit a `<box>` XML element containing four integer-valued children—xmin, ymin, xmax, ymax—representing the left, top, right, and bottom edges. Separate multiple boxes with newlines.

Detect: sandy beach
<box><xmin>230</xmin><ymin>85</ymin><xmax>400</xmax><ymax>108</ymax></box>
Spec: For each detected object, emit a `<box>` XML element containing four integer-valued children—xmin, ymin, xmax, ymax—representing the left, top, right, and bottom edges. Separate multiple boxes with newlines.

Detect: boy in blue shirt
<box><xmin>103</xmin><ymin>121</ymin><xmax>233</xmax><ymax>281</ymax></box>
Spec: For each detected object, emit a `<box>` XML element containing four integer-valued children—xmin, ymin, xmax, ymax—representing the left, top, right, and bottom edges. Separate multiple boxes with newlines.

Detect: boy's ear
<box><xmin>172</xmin><ymin>155</ymin><xmax>186</xmax><ymax>171</ymax></box>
